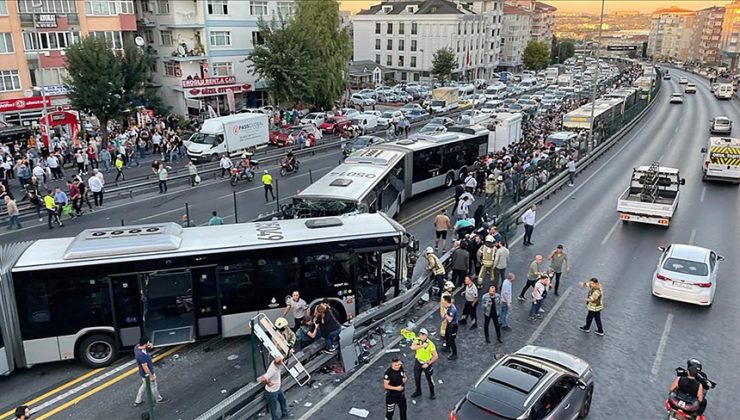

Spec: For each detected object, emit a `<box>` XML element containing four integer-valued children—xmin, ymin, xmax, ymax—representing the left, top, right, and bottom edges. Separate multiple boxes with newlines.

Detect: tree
<box><xmin>551</xmin><ymin>37</ymin><xmax>576</xmax><ymax>64</ymax></box>
<box><xmin>291</xmin><ymin>0</ymin><xmax>351</xmax><ymax>109</ymax></box>
<box><xmin>248</xmin><ymin>17</ymin><xmax>312</xmax><ymax>107</ymax></box>
<box><xmin>627</xmin><ymin>50</ymin><xmax>639</xmax><ymax>59</ymax></box>
<box><xmin>64</xmin><ymin>36</ymin><xmax>153</xmax><ymax>142</ymax></box>
<box><xmin>522</xmin><ymin>41</ymin><xmax>550</xmax><ymax>71</ymax></box>
<box><xmin>431</xmin><ymin>48</ymin><xmax>456</xmax><ymax>85</ymax></box>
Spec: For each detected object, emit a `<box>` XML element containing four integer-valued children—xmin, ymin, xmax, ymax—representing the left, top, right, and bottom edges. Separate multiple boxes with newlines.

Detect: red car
<box><xmin>269</xmin><ymin>125</ymin><xmax>298</xmax><ymax>147</ymax></box>
<box><xmin>319</xmin><ymin>115</ymin><xmax>352</xmax><ymax>134</ymax></box>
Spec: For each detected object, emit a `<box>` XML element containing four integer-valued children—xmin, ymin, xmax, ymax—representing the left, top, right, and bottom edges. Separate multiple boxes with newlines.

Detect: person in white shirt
<box><xmin>259</xmin><ymin>356</ymin><xmax>290</xmax><ymax>420</ymax></box>
<box><xmin>219</xmin><ymin>155</ymin><xmax>233</xmax><ymax>178</ymax></box>
<box><xmin>456</xmin><ymin>194</ymin><xmax>472</xmax><ymax>220</ymax></box>
<box><xmin>566</xmin><ymin>157</ymin><xmax>576</xmax><ymax>187</ymax></box>
<box><xmin>464</xmin><ymin>172</ymin><xmax>477</xmax><ymax>193</ymax></box>
<box><xmin>152</xmin><ymin>132</ymin><xmax>162</xmax><ymax>155</ymax></box>
<box><xmin>521</xmin><ymin>205</ymin><xmax>537</xmax><ymax>246</ymax></box>
<box><xmin>88</xmin><ymin>172</ymin><xmax>104</xmax><ymax>207</ymax></box>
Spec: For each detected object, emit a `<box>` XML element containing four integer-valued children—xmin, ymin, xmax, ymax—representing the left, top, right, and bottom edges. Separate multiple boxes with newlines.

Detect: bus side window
<box><xmin>15</xmin><ymin>275</ymin><xmax>54</xmax><ymax>339</ymax></box>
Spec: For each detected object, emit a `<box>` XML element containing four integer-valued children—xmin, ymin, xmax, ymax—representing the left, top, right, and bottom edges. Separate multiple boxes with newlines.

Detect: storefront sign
<box><xmin>184</xmin><ymin>83</ymin><xmax>253</xmax><ymax>99</ymax></box>
<box><xmin>35</xmin><ymin>14</ymin><xmax>58</xmax><ymax>28</ymax></box>
<box><xmin>182</xmin><ymin>76</ymin><xmax>237</xmax><ymax>88</ymax></box>
<box><xmin>43</xmin><ymin>85</ymin><xmax>69</xmax><ymax>96</ymax></box>
<box><xmin>0</xmin><ymin>97</ymin><xmax>52</xmax><ymax>112</ymax></box>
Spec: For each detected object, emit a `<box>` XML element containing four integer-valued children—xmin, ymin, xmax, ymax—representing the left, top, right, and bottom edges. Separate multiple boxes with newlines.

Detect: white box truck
<box><xmin>617</xmin><ymin>163</ymin><xmax>684</xmax><ymax>227</ymax></box>
<box><xmin>185</xmin><ymin>113</ymin><xmax>269</xmax><ymax>162</ymax></box>
<box><xmin>486</xmin><ymin>112</ymin><xmax>522</xmax><ymax>152</ymax></box>
<box><xmin>430</xmin><ymin>87</ymin><xmax>459</xmax><ymax>113</ymax></box>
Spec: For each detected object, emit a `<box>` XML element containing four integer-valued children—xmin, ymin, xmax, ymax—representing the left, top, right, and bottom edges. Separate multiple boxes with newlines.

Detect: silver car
<box><xmin>452</xmin><ymin>346</ymin><xmax>594</xmax><ymax>419</ymax></box>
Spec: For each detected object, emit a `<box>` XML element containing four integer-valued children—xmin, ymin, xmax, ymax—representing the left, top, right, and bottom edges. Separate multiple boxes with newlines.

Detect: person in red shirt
<box><xmin>67</xmin><ymin>179</ymin><xmax>82</xmax><ymax>217</ymax></box>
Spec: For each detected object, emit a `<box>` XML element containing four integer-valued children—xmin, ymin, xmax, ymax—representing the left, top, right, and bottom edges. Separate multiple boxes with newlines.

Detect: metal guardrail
<box><xmin>493</xmin><ymin>70</ymin><xmax>663</xmax><ymax>239</ymax></box>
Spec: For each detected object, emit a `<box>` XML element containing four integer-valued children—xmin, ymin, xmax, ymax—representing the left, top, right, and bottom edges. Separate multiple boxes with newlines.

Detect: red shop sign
<box><xmin>0</xmin><ymin>97</ymin><xmax>52</xmax><ymax>112</ymax></box>
<box><xmin>182</xmin><ymin>76</ymin><xmax>237</xmax><ymax>88</ymax></box>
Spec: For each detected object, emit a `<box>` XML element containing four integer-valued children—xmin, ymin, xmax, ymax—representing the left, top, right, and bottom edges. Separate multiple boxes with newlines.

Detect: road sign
<box><xmin>606</xmin><ymin>45</ymin><xmax>637</xmax><ymax>51</ymax></box>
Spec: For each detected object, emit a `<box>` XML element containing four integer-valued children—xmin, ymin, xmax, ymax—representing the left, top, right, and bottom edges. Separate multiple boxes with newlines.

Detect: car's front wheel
<box><xmin>578</xmin><ymin>385</ymin><xmax>593</xmax><ymax>418</ymax></box>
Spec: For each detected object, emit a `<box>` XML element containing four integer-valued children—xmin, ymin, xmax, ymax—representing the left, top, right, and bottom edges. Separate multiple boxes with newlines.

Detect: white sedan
<box><xmin>679</xmin><ymin>78</ymin><xmax>689</xmax><ymax>84</ymax></box>
<box><xmin>670</xmin><ymin>93</ymin><xmax>684</xmax><ymax>104</ymax></box>
<box><xmin>652</xmin><ymin>244</ymin><xmax>723</xmax><ymax>306</ymax></box>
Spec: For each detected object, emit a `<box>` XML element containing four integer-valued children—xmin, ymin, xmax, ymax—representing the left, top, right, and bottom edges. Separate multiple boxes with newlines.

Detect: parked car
<box><xmin>457</xmin><ymin>99</ymin><xmax>474</xmax><ymax>111</ymax></box>
<box><xmin>400</xmin><ymin>103</ymin><xmax>425</xmax><ymax>114</ymax></box>
<box><xmin>404</xmin><ymin>109</ymin><xmax>429</xmax><ymax>122</ymax></box>
<box><xmin>318</xmin><ymin>115</ymin><xmax>352</xmax><ymax>134</ymax></box>
<box><xmin>451</xmin><ymin>346</ymin><xmax>594</xmax><ymax>420</ymax></box>
<box><xmin>351</xmin><ymin>93</ymin><xmax>376</xmax><ymax>107</ymax></box>
<box><xmin>299</xmin><ymin>112</ymin><xmax>326</xmax><ymax>126</ymax></box>
<box><xmin>378</xmin><ymin>110</ymin><xmax>404</xmax><ymax>128</ymax></box>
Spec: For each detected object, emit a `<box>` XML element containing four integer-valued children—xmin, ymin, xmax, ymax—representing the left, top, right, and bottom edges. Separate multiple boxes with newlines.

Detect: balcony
<box><xmin>166</xmin><ymin>42</ymin><xmax>206</xmax><ymax>62</ymax></box>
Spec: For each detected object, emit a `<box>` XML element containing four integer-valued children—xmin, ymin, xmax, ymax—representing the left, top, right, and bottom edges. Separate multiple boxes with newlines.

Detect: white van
<box><xmin>485</xmin><ymin>84</ymin><xmax>508</xmax><ymax>100</ymax></box>
<box><xmin>701</xmin><ymin>137</ymin><xmax>740</xmax><ymax>183</ymax></box>
<box><xmin>351</xmin><ymin>114</ymin><xmax>378</xmax><ymax>134</ymax></box>
<box><xmin>714</xmin><ymin>83</ymin><xmax>734</xmax><ymax>100</ymax></box>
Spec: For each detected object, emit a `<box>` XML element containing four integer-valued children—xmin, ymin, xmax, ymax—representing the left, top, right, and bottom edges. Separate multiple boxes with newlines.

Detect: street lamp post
<box><xmin>588</xmin><ymin>0</ymin><xmax>606</xmax><ymax>151</ymax></box>
<box><xmin>420</xmin><ymin>49</ymin><xmax>425</xmax><ymax>83</ymax></box>
<box><xmin>32</xmin><ymin>52</ymin><xmax>51</xmax><ymax>148</ymax></box>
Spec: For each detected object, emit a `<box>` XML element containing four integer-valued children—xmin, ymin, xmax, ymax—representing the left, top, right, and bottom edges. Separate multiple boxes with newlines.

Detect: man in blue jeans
<box><xmin>260</xmin><ymin>355</ymin><xmax>292</xmax><ymax>419</ymax></box>
<box><xmin>528</xmin><ymin>275</ymin><xmax>548</xmax><ymax>321</ymax></box>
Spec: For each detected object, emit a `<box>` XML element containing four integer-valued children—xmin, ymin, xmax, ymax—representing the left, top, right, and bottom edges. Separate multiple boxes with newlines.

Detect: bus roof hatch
<box><xmin>63</xmin><ymin>223</ymin><xmax>184</xmax><ymax>260</ymax></box>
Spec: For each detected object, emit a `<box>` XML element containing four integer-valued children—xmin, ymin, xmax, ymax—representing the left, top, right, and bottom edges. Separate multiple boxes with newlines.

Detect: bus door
<box><xmin>141</xmin><ymin>270</ymin><xmax>196</xmax><ymax>347</ymax></box>
<box><xmin>0</xmin><ymin>327</ymin><xmax>9</xmax><ymax>375</ymax></box>
<box><xmin>191</xmin><ymin>267</ymin><xmax>219</xmax><ymax>339</ymax></box>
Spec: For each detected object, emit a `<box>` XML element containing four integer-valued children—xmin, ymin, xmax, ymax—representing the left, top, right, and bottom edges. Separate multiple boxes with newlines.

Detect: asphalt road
<box><xmin>5</xmin><ymin>69</ymin><xmax>738</xmax><ymax>419</ymax></box>
<box><xmin>286</xmin><ymin>68</ymin><xmax>740</xmax><ymax>419</ymax></box>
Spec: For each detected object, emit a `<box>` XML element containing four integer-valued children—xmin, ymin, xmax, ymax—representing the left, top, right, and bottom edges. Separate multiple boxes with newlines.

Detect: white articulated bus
<box><xmin>288</xmin><ymin>126</ymin><xmax>490</xmax><ymax>219</ymax></box>
<box><xmin>0</xmin><ymin>214</ymin><xmax>410</xmax><ymax>374</ymax></box>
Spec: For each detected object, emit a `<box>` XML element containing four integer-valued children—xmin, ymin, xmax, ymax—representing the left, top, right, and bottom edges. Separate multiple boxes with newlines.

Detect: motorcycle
<box><xmin>665</xmin><ymin>359</ymin><xmax>716</xmax><ymax>420</ymax></box>
<box><xmin>230</xmin><ymin>166</ymin><xmax>255</xmax><ymax>186</ymax></box>
<box><xmin>280</xmin><ymin>159</ymin><xmax>300</xmax><ymax>176</ymax></box>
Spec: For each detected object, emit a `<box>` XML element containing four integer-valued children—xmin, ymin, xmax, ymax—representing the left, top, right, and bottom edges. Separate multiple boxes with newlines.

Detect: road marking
<box><xmin>650</xmin><ymin>313</ymin><xmax>674</xmax><ymax>379</ymax></box>
<box><xmin>526</xmin><ymin>286</ymin><xmax>573</xmax><ymax>345</ymax></box>
<box><xmin>0</xmin><ymin>368</ymin><xmax>104</xmax><ymax>419</ymax></box>
<box><xmin>137</xmin><ymin>207</ymin><xmax>184</xmax><ymax>221</ymax></box>
<box><xmin>510</xmin><ymin>127</ymin><xmax>644</xmax><ymax>245</ymax></box>
<box><xmin>32</xmin><ymin>345</ymin><xmax>184</xmax><ymax>420</ymax></box>
<box><xmin>600</xmin><ymin>220</ymin><xmax>621</xmax><ymax>246</ymax></box>
<box><xmin>700</xmin><ymin>186</ymin><xmax>706</xmax><ymax>202</ymax></box>
<box><xmin>299</xmin><ymin>303</ymin><xmax>440</xmax><ymax>419</ymax></box>
<box><xmin>689</xmin><ymin>228</ymin><xmax>696</xmax><ymax>245</ymax></box>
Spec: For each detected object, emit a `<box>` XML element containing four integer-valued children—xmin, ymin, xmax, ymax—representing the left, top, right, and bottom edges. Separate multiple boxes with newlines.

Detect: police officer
<box><xmin>383</xmin><ymin>357</ymin><xmax>408</xmax><ymax>420</ymax></box>
<box><xmin>410</xmin><ymin>328</ymin><xmax>438</xmax><ymax>399</ymax></box>
<box><xmin>262</xmin><ymin>169</ymin><xmax>275</xmax><ymax>202</ymax></box>
<box><xmin>477</xmin><ymin>235</ymin><xmax>496</xmax><ymax>288</ymax></box>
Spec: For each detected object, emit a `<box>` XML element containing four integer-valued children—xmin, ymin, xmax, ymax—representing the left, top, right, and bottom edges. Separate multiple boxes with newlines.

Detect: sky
<box><xmin>339</xmin><ymin>1</ymin><xmax>735</xmax><ymax>15</ymax></box>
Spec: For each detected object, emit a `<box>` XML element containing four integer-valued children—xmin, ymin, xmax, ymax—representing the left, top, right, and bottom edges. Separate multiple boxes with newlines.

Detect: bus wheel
<box><xmin>445</xmin><ymin>173</ymin><xmax>455</xmax><ymax>188</ymax></box>
<box><xmin>78</xmin><ymin>334</ymin><xmax>116</xmax><ymax>368</ymax></box>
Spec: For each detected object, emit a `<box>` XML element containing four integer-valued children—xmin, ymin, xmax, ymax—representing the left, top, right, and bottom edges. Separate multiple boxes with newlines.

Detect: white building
<box><xmin>500</xmin><ymin>4</ymin><xmax>532</xmax><ymax>71</ymax></box>
<box><xmin>507</xmin><ymin>1</ymin><xmax>555</xmax><ymax>48</ymax></box>
<box><xmin>352</xmin><ymin>0</ymin><xmax>503</xmax><ymax>83</ymax></box>
<box><xmin>135</xmin><ymin>0</ymin><xmax>289</xmax><ymax>116</ymax></box>
<box><xmin>647</xmin><ymin>6</ymin><xmax>695</xmax><ymax>62</ymax></box>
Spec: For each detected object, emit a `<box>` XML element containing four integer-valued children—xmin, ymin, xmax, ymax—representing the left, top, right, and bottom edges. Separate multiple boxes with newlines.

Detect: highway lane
<box><xmin>295</xmin><ymin>71</ymin><xmax>740</xmax><ymax>419</ymax></box>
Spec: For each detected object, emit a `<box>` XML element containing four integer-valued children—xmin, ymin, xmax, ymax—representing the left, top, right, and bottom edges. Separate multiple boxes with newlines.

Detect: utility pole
<box><xmin>587</xmin><ymin>0</ymin><xmax>606</xmax><ymax>151</ymax></box>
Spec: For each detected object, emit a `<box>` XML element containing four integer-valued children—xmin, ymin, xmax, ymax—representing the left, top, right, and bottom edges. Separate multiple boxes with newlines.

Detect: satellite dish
<box><xmin>135</xmin><ymin>36</ymin><xmax>145</xmax><ymax>47</ymax></box>
<box><xmin>177</xmin><ymin>45</ymin><xmax>186</xmax><ymax>56</ymax></box>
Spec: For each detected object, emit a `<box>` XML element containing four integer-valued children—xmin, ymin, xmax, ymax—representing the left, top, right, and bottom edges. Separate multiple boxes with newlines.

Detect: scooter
<box><xmin>280</xmin><ymin>160</ymin><xmax>300</xmax><ymax>176</ymax></box>
<box><xmin>230</xmin><ymin>166</ymin><xmax>254</xmax><ymax>186</ymax></box>
<box><xmin>665</xmin><ymin>359</ymin><xmax>716</xmax><ymax>420</ymax></box>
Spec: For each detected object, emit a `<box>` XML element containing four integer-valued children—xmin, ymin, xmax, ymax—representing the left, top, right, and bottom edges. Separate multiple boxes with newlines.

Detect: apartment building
<box><xmin>135</xmin><ymin>0</ymin><xmax>284</xmax><ymax>116</ymax></box>
<box><xmin>352</xmin><ymin>0</ymin><xmax>503</xmax><ymax>84</ymax></box>
<box><xmin>499</xmin><ymin>5</ymin><xmax>531</xmax><ymax>71</ymax></box>
<box><xmin>0</xmin><ymin>0</ymin><xmax>136</xmax><ymax>125</ymax></box>
<box><xmin>688</xmin><ymin>6</ymin><xmax>724</xmax><ymax>66</ymax></box>
<box><xmin>720</xmin><ymin>0</ymin><xmax>740</xmax><ymax>70</ymax></box>
<box><xmin>507</xmin><ymin>0</ymin><xmax>556</xmax><ymax>48</ymax></box>
<box><xmin>647</xmin><ymin>7</ymin><xmax>695</xmax><ymax>62</ymax></box>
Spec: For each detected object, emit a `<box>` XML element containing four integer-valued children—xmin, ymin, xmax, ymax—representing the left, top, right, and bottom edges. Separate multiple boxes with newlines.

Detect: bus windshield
<box><xmin>291</xmin><ymin>198</ymin><xmax>365</xmax><ymax>217</ymax></box>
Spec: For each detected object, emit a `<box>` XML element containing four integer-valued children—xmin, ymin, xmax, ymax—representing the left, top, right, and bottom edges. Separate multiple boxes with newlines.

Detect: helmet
<box><xmin>488</xmin><ymin>174</ymin><xmax>495</xmax><ymax>179</ymax></box>
<box><xmin>264</xmin><ymin>169</ymin><xmax>269</xmax><ymax>174</ymax></box>
<box><xmin>419</xmin><ymin>328</ymin><xmax>429</xmax><ymax>336</ymax></box>
<box><xmin>274</xmin><ymin>317</ymin><xmax>289</xmax><ymax>329</ymax></box>
<box><xmin>687</xmin><ymin>358</ymin><xmax>703</xmax><ymax>371</ymax></box>
<box><xmin>444</xmin><ymin>281</ymin><xmax>455</xmax><ymax>289</ymax></box>
<box><xmin>425</xmin><ymin>246</ymin><xmax>434</xmax><ymax>254</ymax></box>
<box><xmin>485</xmin><ymin>235</ymin><xmax>494</xmax><ymax>242</ymax></box>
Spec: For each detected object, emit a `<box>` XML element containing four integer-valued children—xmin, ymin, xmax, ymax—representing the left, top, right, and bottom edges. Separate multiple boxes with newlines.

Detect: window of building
<box><xmin>410</xmin><ymin>56</ymin><xmax>416</xmax><ymax>68</ymax></box>
<box><xmin>399</xmin><ymin>23</ymin><xmax>405</xmax><ymax>35</ymax></box>
<box><xmin>0</xmin><ymin>33</ymin><xmax>12</xmax><ymax>53</ymax></box>
<box><xmin>209</xmin><ymin>31</ymin><xmax>231</xmax><ymax>47</ymax></box>
<box><xmin>0</xmin><ymin>1</ymin><xmax>6</xmax><ymax>15</ymax></box>
<box><xmin>375</xmin><ymin>39</ymin><xmax>381</xmax><ymax>50</ymax></box>
<box><xmin>375</xmin><ymin>23</ymin><xmax>381</xmax><ymax>34</ymax></box>
<box><xmin>458</xmin><ymin>22</ymin><xmax>461</xmax><ymax>35</ymax></box>
<box><xmin>398</xmin><ymin>56</ymin><xmax>404</xmax><ymax>67</ymax></box>
<box><xmin>276</xmin><ymin>1</ymin><xmax>293</xmax><ymax>16</ymax></box>
<box><xmin>23</xmin><ymin>31</ymin><xmax>81</xmax><ymax>51</ymax></box>
<box><xmin>387</xmin><ymin>23</ymin><xmax>393</xmax><ymax>35</ymax></box>
<box><xmin>35</xmin><ymin>67</ymin><xmax>68</xmax><ymax>86</ymax></box>
<box><xmin>398</xmin><ymin>39</ymin><xmax>404</xmax><ymax>51</ymax></box>
<box><xmin>143</xmin><ymin>29</ymin><xmax>154</xmax><ymax>44</ymax></box>
<box><xmin>411</xmin><ymin>22</ymin><xmax>418</xmax><ymax>35</ymax></box>
<box><xmin>387</xmin><ymin>39</ymin><xmax>392</xmax><ymax>50</ymax></box>
<box><xmin>375</xmin><ymin>54</ymin><xmax>380</xmax><ymax>64</ymax></box>
<box><xmin>84</xmin><ymin>1</ymin><xmax>132</xmax><ymax>15</ymax></box>
<box><xmin>207</xmin><ymin>0</ymin><xmax>228</xmax><ymax>15</ymax></box>
<box><xmin>164</xmin><ymin>61</ymin><xmax>181</xmax><ymax>77</ymax></box>
<box><xmin>120</xmin><ymin>0</ymin><xmax>133</xmax><ymax>14</ymax></box>
<box><xmin>155</xmin><ymin>0</ymin><xmax>169</xmax><ymax>14</ymax></box>
<box><xmin>250</xmin><ymin>1</ymin><xmax>268</xmax><ymax>16</ymax></box>
<box><xmin>386</xmin><ymin>55</ymin><xmax>392</xmax><ymax>66</ymax></box>
<box><xmin>401</xmin><ymin>71</ymin><xmax>407</xmax><ymax>81</ymax></box>
<box><xmin>413</xmin><ymin>72</ymin><xmax>420</xmax><ymax>81</ymax></box>
<box><xmin>18</xmin><ymin>0</ymin><xmax>76</xmax><ymax>14</ymax></box>
<box><xmin>0</xmin><ymin>70</ymin><xmax>21</xmax><ymax>92</ymax></box>
<box><xmin>251</xmin><ymin>31</ymin><xmax>264</xmax><ymax>46</ymax></box>
<box><xmin>212</xmin><ymin>61</ymin><xmax>233</xmax><ymax>76</ymax></box>
<box><xmin>411</xmin><ymin>40</ymin><xmax>417</xmax><ymax>51</ymax></box>
<box><xmin>159</xmin><ymin>30</ymin><xmax>173</xmax><ymax>46</ymax></box>
<box><xmin>91</xmin><ymin>31</ymin><xmax>123</xmax><ymax>49</ymax></box>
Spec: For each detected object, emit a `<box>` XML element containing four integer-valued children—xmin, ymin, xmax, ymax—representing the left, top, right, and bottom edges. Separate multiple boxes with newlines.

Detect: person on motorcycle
<box><xmin>283</xmin><ymin>151</ymin><xmax>296</xmax><ymax>172</ymax></box>
<box><xmin>669</xmin><ymin>365</ymin><xmax>706</xmax><ymax>417</ymax></box>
